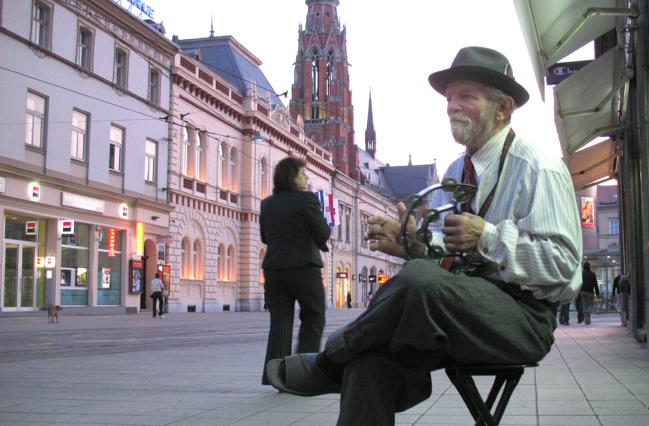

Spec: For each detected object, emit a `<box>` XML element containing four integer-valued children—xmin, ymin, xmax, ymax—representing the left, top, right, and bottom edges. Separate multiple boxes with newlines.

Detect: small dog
<box><xmin>47</xmin><ymin>305</ymin><xmax>62</xmax><ymax>323</ymax></box>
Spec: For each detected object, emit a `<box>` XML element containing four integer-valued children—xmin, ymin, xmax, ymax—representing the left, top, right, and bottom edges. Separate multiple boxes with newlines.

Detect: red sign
<box><xmin>108</xmin><ymin>228</ymin><xmax>116</xmax><ymax>257</ymax></box>
<box><xmin>377</xmin><ymin>273</ymin><xmax>389</xmax><ymax>284</ymax></box>
<box><xmin>30</xmin><ymin>183</ymin><xmax>41</xmax><ymax>199</ymax></box>
<box><xmin>61</xmin><ymin>219</ymin><xmax>74</xmax><ymax>235</ymax></box>
<box><xmin>25</xmin><ymin>221</ymin><xmax>38</xmax><ymax>235</ymax></box>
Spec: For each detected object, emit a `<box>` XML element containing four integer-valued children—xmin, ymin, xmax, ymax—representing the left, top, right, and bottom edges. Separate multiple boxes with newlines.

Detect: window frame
<box><xmin>114</xmin><ymin>46</ymin><xmax>129</xmax><ymax>88</ymax></box>
<box><xmin>109</xmin><ymin>124</ymin><xmax>124</xmax><ymax>172</ymax></box>
<box><xmin>25</xmin><ymin>90</ymin><xmax>47</xmax><ymax>149</ymax></box>
<box><xmin>31</xmin><ymin>0</ymin><xmax>52</xmax><ymax>49</ymax></box>
<box><xmin>144</xmin><ymin>139</ymin><xmax>157</xmax><ymax>183</ymax></box>
<box><xmin>148</xmin><ymin>67</ymin><xmax>161</xmax><ymax>105</ymax></box>
<box><xmin>70</xmin><ymin>109</ymin><xmax>89</xmax><ymax>161</ymax></box>
<box><xmin>76</xmin><ymin>25</ymin><xmax>94</xmax><ymax>71</ymax></box>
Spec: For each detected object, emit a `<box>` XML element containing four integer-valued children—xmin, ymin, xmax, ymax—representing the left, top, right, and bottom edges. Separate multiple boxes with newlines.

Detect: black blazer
<box><xmin>260</xmin><ymin>190</ymin><xmax>330</xmax><ymax>270</ymax></box>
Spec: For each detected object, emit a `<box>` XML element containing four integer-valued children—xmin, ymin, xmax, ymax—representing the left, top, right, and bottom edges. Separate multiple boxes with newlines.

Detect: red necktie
<box><xmin>441</xmin><ymin>154</ymin><xmax>476</xmax><ymax>271</ymax></box>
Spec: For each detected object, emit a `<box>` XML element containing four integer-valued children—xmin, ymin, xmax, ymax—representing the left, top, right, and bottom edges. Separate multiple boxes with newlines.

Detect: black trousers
<box><xmin>262</xmin><ymin>265</ymin><xmax>325</xmax><ymax>384</ymax></box>
<box><xmin>325</xmin><ymin>260</ymin><xmax>558</xmax><ymax>426</ymax></box>
<box><xmin>151</xmin><ymin>291</ymin><xmax>164</xmax><ymax>317</ymax></box>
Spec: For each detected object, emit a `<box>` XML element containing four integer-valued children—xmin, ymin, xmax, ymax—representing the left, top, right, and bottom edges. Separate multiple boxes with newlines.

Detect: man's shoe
<box><xmin>160</xmin><ymin>315</ymin><xmax>165</xmax><ymax>318</ymax></box>
<box><xmin>266</xmin><ymin>353</ymin><xmax>340</xmax><ymax>397</ymax></box>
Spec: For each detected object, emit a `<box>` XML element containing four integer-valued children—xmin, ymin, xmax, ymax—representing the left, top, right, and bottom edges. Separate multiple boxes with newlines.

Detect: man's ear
<box><xmin>496</xmin><ymin>96</ymin><xmax>515</xmax><ymax>122</ymax></box>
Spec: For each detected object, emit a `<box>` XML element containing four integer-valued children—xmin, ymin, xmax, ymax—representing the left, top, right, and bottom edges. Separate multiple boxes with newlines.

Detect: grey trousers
<box><xmin>326</xmin><ymin>260</ymin><xmax>558</xmax><ymax>426</ymax></box>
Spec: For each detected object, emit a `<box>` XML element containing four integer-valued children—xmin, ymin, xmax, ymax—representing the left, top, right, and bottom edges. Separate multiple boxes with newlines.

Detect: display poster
<box><xmin>129</xmin><ymin>259</ymin><xmax>144</xmax><ymax>294</ymax></box>
<box><xmin>102</xmin><ymin>268</ymin><xmax>111</xmax><ymax>289</ymax></box>
<box><xmin>581</xmin><ymin>196</ymin><xmax>595</xmax><ymax>228</ymax></box>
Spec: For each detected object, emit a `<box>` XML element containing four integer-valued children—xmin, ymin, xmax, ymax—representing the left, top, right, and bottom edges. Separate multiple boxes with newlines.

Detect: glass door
<box><xmin>2</xmin><ymin>243</ymin><xmax>38</xmax><ymax>310</ymax></box>
<box><xmin>3</xmin><ymin>243</ymin><xmax>18</xmax><ymax>308</ymax></box>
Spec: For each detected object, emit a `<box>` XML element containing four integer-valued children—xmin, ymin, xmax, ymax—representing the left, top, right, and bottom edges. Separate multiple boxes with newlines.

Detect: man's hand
<box><xmin>442</xmin><ymin>213</ymin><xmax>486</xmax><ymax>253</ymax></box>
<box><xmin>365</xmin><ymin>202</ymin><xmax>418</xmax><ymax>258</ymax></box>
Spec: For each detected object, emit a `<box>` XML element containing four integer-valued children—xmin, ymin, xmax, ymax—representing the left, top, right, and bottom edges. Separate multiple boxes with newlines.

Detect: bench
<box><xmin>444</xmin><ymin>362</ymin><xmax>537</xmax><ymax>426</ymax></box>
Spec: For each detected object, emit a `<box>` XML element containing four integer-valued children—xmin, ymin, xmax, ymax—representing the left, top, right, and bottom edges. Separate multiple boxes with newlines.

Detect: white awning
<box><xmin>568</xmin><ymin>138</ymin><xmax>617</xmax><ymax>190</ymax></box>
<box><xmin>554</xmin><ymin>47</ymin><xmax>627</xmax><ymax>157</ymax></box>
<box><xmin>513</xmin><ymin>0</ymin><xmax>633</xmax><ymax>98</ymax></box>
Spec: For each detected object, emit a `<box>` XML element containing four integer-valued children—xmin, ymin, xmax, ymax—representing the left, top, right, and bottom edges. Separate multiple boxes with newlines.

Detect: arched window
<box><xmin>181</xmin><ymin>127</ymin><xmax>190</xmax><ymax>176</ymax></box>
<box><xmin>220</xmin><ymin>142</ymin><xmax>228</xmax><ymax>188</ymax></box>
<box><xmin>227</xmin><ymin>245</ymin><xmax>235</xmax><ymax>281</ymax></box>
<box><xmin>259</xmin><ymin>248</ymin><xmax>265</xmax><ymax>283</ymax></box>
<box><xmin>326</xmin><ymin>51</ymin><xmax>335</xmax><ymax>97</ymax></box>
<box><xmin>180</xmin><ymin>237</ymin><xmax>190</xmax><ymax>278</ymax></box>
<box><xmin>192</xmin><ymin>239</ymin><xmax>202</xmax><ymax>279</ymax></box>
<box><xmin>310</xmin><ymin>51</ymin><xmax>319</xmax><ymax>120</ymax></box>
<box><xmin>217</xmin><ymin>244</ymin><xmax>225</xmax><ymax>280</ymax></box>
<box><xmin>260</xmin><ymin>158</ymin><xmax>268</xmax><ymax>198</ymax></box>
<box><xmin>229</xmin><ymin>148</ymin><xmax>238</xmax><ymax>192</ymax></box>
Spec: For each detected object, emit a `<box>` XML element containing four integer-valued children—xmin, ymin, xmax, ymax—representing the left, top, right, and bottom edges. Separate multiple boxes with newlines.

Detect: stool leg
<box><xmin>492</xmin><ymin>375</ymin><xmax>522</xmax><ymax>425</ymax></box>
<box><xmin>446</xmin><ymin>369</ymin><xmax>498</xmax><ymax>426</ymax></box>
<box><xmin>445</xmin><ymin>369</ymin><xmax>482</xmax><ymax>422</ymax></box>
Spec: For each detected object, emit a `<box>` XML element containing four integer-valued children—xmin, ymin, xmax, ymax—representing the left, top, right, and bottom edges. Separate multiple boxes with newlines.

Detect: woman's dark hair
<box><xmin>583</xmin><ymin>261</ymin><xmax>591</xmax><ymax>271</ymax></box>
<box><xmin>273</xmin><ymin>157</ymin><xmax>305</xmax><ymax>194</ymax></box>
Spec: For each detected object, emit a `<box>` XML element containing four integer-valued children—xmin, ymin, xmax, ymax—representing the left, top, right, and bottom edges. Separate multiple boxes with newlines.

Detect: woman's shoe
<box><xmin>266</xmin><ymin>353</ymin><xmax>340</xmax><ymax>396</ymax></box>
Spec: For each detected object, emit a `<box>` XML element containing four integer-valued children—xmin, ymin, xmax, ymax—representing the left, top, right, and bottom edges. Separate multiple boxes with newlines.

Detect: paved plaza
<box><xmin>1</xmin><ymin>308</ymin><xmax>648</xmax><ymax>425</ymax></box>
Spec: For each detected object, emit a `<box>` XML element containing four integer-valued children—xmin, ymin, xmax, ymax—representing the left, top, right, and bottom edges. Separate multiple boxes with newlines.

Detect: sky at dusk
<box><xmin>141</xmin><ymin>0</ymin><xmax>593</xmax><ymax>175</ymax></box>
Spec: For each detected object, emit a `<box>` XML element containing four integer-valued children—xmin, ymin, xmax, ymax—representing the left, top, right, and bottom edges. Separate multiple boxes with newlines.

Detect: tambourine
<box><xmin>397</xmin><ymin>177</ymin><xmax>484</xmax><ymax>272</ymax></box>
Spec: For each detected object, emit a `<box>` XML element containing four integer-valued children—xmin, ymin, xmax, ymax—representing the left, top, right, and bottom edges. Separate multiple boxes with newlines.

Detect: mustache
<box><xmin>450</xmin><ymin>114</ymin><xmax>472</xmax><ymax>124</ymax></box>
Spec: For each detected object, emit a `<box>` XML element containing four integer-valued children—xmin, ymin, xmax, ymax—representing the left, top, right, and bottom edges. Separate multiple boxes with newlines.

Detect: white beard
<box><xmin>450</xmin><ymin>109</ymin><xmax>496</xmax><ymax>151</ymax></box>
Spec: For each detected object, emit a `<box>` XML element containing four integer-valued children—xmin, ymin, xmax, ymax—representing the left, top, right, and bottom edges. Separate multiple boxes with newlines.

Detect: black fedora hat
<box><xmin>428</xmin><ymin>46</ymin><xmax>529</xmax><ymax>106</ymax></box>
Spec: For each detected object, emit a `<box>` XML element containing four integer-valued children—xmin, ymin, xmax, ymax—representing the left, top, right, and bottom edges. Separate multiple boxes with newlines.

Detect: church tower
<box><xmin>365</xmin><ymin>91</ymin><xmax>376</xmax><ymax>159</ymax></box>
<box><xmin>290</xmin><ymin>0</ymin><xmax>358</xmax><ymax>178</ymax></box>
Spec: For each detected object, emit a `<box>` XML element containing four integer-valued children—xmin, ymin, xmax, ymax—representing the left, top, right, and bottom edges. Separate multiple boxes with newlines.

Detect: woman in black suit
<box><xmin>260</xmin><ymin>157</ymin><xmax>330</xmax><ymax>385</ymax></box>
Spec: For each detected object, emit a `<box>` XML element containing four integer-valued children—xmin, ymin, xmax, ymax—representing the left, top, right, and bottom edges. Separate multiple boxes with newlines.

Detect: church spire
<box><xmin>365</xmin><ymin>90</ymin><xmax>376</xmax><ymax>158</ymax></box>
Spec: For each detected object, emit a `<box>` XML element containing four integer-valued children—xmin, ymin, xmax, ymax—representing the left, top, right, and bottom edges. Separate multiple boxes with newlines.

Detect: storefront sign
<box><xmin>60</xmin><ymin>219</ymin><xmax>75</xmax><ymax>235</ymax></box>
<box><xmin>61</xmin><ymin>192</ymin><xmax>105</xmax><ymax>213</ymax></box>
<box><xmin>29</xmin><ymin>182</ymin><xmax>41</xmax><ymax>200</ymax></box>
<box><xmin>108</xmin><ymin>228</ymin><xmax>117</xmax><ymax>257</ymax></box>
<box><xmin>336</xmin><ymin>272</ymin><xmax>348</xmax><ymax>278</ymax></box>
<box><xmin>135</xmin><ymin>222</ymin><xmax>144</xmax><ymax>257</ymax></box>
<box><xmin>0</xmin><ymin>176</ymin><xmax>5</xmax><ymax>193</ymax></box>
<box><xmin>45</xmin><ymin>256</ymin><xmax>56</xmax><ymax>268</ymax></box>
<box><xmin>377</xmin><ymin>273</ymin><xmax>389</xmax><ymax>284</ymax></box>
<box><xmin>119</xmin><ymin>203</ymin><xmax>129</xmax><ymax>219</ymax></box>
<box><xmin>581</xmin><ymin>196</ymin><xmax>595</xmax><ymax>228</ymax></box>
<box><xmin>112</xmin><ymin>0</ymin><xmax>155</xmax><ymax>18</ymax></box>
<box><xmin>25</xmin><ymin>221</ymin><xmax>38</xmax><ymax>235</ymax></box>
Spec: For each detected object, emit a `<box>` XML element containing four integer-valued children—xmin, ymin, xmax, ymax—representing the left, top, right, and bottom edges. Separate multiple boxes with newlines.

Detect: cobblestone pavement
<box><xmin>0</xmin><ymin>309</ymin><xmax>648</xmax><ymax>425</ymax></box>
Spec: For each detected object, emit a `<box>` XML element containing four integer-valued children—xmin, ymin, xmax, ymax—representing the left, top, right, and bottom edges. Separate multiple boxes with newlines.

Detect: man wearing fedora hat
<box><xmin>266</xmin><ymin>46</ymin><xmax>582</xmax><ymax>425</ymax></box>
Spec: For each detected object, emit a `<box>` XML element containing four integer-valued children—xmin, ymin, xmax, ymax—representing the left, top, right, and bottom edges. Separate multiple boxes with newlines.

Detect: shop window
<box><xmin>114</xmin><ymin>47</ymin><xmax>128</xmax><ymax>88</ymax></box>
<box><xmin>70</xmin><ymin>109</ymin><xmax>88</xmax><ymax>161</ymax></box>
<box><xmin>31</xmin><ymin>1</ymin><xmax>51</xmax><ymax>49</ymax></box>
<box><xmin>4</xmin><ymin>214</ymin><xmax>45</xmax><ymax>242</ymax></box>
<box><xmin>97</xmin><ymin>226</ymin><xmax>122</xmax><ymax>305</ymax></box>
<box><xmin>61</xmin><ymin>223</ymin><xmax>90</xmax><ymax>305</ymax></box>
<box><xmin>25</xmin><ymin>91</ymin><xmax>47</xmax><ymax>148</ymax></box>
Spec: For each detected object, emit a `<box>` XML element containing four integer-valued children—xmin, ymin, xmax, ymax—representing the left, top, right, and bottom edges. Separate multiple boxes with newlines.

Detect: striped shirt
<box><xmin>430</xmin><ymin>125</ymin><xmax>582</xmax><ymax>303</ymax></box>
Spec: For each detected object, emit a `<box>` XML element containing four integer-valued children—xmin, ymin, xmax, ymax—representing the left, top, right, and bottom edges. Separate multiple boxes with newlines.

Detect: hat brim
<box><xmin>428</xmin><ymin>66</ymin><xmax>529</xmax><ymax>107</ymax></box>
